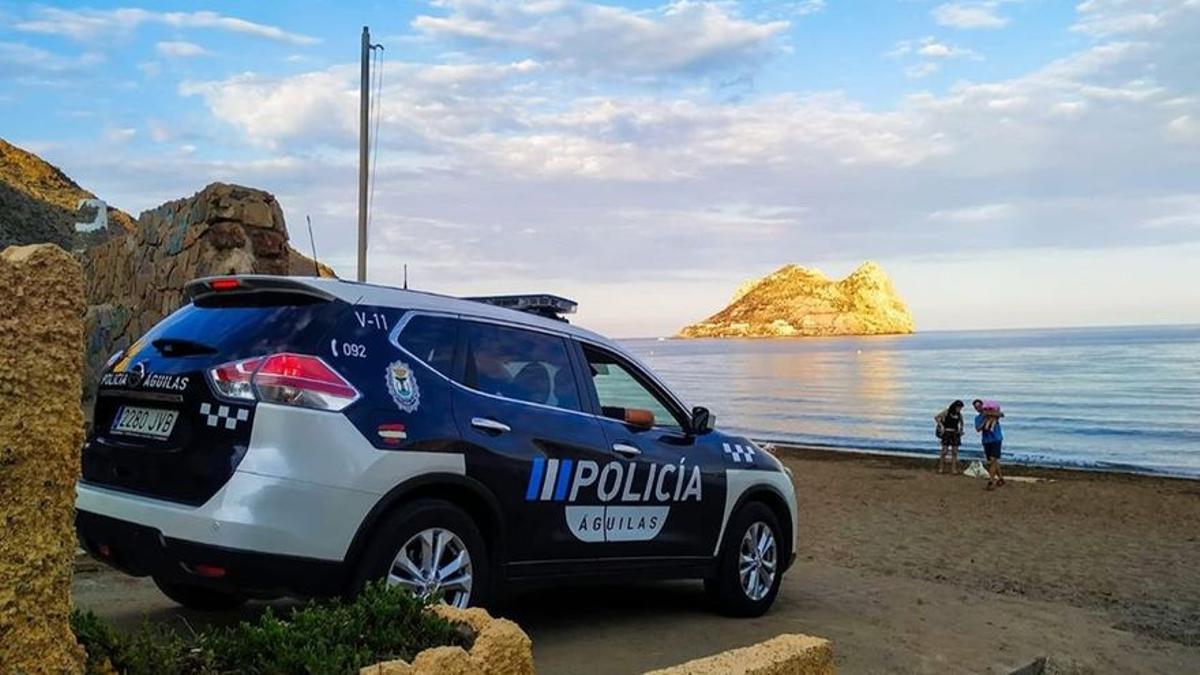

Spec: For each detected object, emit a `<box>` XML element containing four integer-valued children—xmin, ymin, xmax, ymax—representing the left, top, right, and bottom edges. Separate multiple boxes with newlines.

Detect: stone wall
<box><xmin>644</xmin><ymin>633</ymin><xmax>835</xmax><ymax>675</ymax></box>
<box><xmin>0</xmin><ymin>244</ymin><xmax>86</xmax><ymax>674</ymax></box>
<box><xmin>361</xmin><ymin>606</ymin><xmax>535</xmax><ymax>675</ymax></box>
<box><xmin>81</xmin><ymin>182</ymin><xmax>332</xmax><ymax>405</ymax></box>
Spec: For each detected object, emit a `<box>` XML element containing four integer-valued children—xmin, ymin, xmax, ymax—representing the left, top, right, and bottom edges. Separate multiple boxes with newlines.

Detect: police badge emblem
<box><xmin>386</xmin><ymin>360</ymin><xmax>421</xmax><ymax>412</ymax></box>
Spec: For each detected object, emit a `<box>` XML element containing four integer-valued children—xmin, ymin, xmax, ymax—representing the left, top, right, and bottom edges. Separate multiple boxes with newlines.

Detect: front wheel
<box><xmin>352</xmin><ymin>498</ymin><xmax>491</xmax><ymax>609</ymax></box>
<box><xmin>153</xmin><ymin>577</ymin><xmax>247</xmax><ymax>611</ymax></box>
<box><xmin>706</xmin><ymin>501</ymin><xmax>784</xmax><ymax>617</ymax></box>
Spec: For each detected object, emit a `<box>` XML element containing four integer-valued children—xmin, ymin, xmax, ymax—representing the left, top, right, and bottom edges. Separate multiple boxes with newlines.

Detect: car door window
<box><xmin>461</xmin><ymin>321</ymin><xmax>582</xmax><ymax>412</ymax></box>
<box><xmin>397</xmin><ymin>315</ymin><xmax>458</xmax><ymax>377</ymax></box>
<box><xmin>582</xmin><ymin>345</ymin><xmax>684</xmax><ymax>431</ymax></box>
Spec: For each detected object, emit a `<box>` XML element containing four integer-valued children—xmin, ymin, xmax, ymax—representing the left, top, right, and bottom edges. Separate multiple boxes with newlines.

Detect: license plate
<box><xmin>110</xmin><ymin>406</ymin><xmax>179</xmax><ymax>440</ymax></box>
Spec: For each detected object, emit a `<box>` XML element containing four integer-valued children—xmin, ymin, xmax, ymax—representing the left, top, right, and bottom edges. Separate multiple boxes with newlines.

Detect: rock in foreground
<box><xmin>678</xmin><ymin>261</ymin><xmax>915</xmax><ymax>338</ymax></box>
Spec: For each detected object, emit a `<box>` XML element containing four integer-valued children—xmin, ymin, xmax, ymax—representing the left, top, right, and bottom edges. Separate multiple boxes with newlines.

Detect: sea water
<box><xmin>621</xmin><ymin>325</ymin><xmax>1200</xmax><ymax>477</ymax></box>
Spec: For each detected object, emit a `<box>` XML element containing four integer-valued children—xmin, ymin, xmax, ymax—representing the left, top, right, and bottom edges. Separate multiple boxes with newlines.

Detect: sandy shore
<box><xmin>781</xmin><ymin>446</ymin><xmax>1200</xmax><ymax>648</ymax></box>
<box><xmin>73</xmin><ymin>449</ymin><xmax>1200</xmax><ymax>673</ymax></box>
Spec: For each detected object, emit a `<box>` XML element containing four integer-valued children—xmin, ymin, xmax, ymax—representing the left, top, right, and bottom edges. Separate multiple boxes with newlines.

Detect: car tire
<box><xmin>352</xmin><ymin>498</ymin><xmax>491</xmax><ymax>609</ymax></box>
<box><xmin>153</xmin><ymin>577</ymin><xmax>248</xmax><ymax>611</ymax></box>
<box><xmin>706</xmin><ymin>501</ymin><xmax>784</xmax><ymax>617</ymax></box>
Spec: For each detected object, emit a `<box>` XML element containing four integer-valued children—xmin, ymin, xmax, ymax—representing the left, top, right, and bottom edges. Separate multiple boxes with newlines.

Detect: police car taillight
<box><xmin>207</xmin><ymin>353</ymin><xmax>358</xmax><ymax>412</ymax></box>
<box><xmin>209</xmin><ymin>357</ymin><xmax>263</xmax><ymax>401</ymax></box>
<box><xmin>254</xmin><ymin>353</ymin><xmax>358</xmax><ymax>411</ymax></box>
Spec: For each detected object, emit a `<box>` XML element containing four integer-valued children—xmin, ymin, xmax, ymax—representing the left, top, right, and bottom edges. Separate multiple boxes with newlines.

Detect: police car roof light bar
<box><xmin>464</xmin><ymin>294</ymin><xmax>578</xmax><ymax>322</ymax></box>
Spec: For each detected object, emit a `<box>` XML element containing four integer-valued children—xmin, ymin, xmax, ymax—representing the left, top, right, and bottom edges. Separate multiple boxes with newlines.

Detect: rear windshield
<box><xmin>139</xmin><ymin>300</ymin><xmax>346</xmax><ymax>361</ymax></box>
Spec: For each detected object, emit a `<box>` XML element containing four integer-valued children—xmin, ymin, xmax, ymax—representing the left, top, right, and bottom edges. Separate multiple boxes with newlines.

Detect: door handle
<box><xmin>612</xmin><ymin>443</ymin><xmax>641</xmax><ymax>457</ymax></box>
<box><xmin>471</xmin><ymin>417</ymin><xmax>511</xmax><ymax>434</ymax></box>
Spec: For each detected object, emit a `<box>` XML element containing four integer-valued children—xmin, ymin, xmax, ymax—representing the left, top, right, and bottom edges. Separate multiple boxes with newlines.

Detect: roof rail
<box><xmin>465</xmin><ymin>294</ymin><xmax>577</xmax><ymax>322</ymax></box>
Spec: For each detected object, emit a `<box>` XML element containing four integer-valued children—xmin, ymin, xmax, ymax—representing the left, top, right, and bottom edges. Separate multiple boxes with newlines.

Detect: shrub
<box><xmin>72</xmin><ymin>582</ymin><xmax>470</xmax><ymax>675</ymax></box>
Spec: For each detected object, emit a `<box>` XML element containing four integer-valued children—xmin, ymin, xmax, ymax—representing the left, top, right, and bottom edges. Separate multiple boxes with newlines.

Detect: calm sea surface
<box><xmin>620</xmin><ymin>325</ymin><xmax>1200</xmax><ymax>477</ymax></box>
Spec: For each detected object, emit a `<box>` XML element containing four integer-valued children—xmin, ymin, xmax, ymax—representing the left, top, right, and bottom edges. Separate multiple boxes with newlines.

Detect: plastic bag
<box><xmin>963</xmin><ymin>460</ymin><xmax>990</xmax><ymax>478</ymax></box>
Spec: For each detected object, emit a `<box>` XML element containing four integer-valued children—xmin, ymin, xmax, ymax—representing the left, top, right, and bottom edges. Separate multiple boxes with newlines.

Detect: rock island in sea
<box><xmin>677</xmin><ymin>261</ymin><xmax>915</xmax><ymax>338</ymax></box>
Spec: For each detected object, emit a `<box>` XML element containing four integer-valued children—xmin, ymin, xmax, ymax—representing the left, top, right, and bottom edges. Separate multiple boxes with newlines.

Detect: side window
<box><xmin>397</xmin><ymin>315</ymin><xmax>458</xmax><ymax>377</ymax></box>
<box><xmin>462</xmin><ymin>322</ymin><xmax>582</xmax><ymax>412</ymax></box>
<box><xmin>583</xmin><ymin>345</ymin><xmax>684</xmax><ymax>431</ymax></box>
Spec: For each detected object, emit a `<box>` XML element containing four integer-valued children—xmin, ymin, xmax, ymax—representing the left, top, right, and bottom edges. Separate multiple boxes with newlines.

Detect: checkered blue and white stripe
<box><xmin>723</xmin><ymin>442</ymin><xmax>756</xmax><ymax>463</ymax></box>
<box><xmin>199</xmin><ymin>402</ymin><xmax>249</xmax><ymax>430</ymax></box>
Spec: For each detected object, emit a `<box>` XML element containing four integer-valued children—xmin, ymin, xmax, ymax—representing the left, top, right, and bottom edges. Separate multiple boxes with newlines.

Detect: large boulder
<box><xmin>0</xmin><ymin>244</ymin><xmax>87</xmax><ymax>674</ymax></box>
<box><xmin>81</xmin><ymin>182</ymin><xmax>334</xmax><ymax>405</ymax></box>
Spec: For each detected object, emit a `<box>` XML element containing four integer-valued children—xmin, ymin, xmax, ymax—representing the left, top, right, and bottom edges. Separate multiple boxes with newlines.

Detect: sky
<box><xmin>2</xmin><ymin>0</ymin><xmax>1198</xmax><ymax>337</ymax></box>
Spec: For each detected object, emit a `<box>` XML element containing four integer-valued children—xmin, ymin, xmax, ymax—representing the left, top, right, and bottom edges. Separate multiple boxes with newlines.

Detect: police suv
<box><xmin>76</xmin><ymin>276</ymin><xmax>798</xmax><ymax>616</ymax></box>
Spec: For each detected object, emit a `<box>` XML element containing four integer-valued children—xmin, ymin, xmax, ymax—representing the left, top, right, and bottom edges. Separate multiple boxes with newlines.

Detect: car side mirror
<box><xmin>624</xmin><ymin>408</ymin><xmax>655</xmax><ymax>430</ymax></box>
<box><xmin>690</xmin><ymin>406</ymin><xmax>714</xmax><ymax>435</ymax></box>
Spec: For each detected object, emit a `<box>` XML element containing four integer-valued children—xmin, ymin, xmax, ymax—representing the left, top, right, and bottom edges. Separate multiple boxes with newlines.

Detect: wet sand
<box><xmin>73</xmin><ymin>449</ymin><xmax>1200</xmax><ymax>673</ymax></box>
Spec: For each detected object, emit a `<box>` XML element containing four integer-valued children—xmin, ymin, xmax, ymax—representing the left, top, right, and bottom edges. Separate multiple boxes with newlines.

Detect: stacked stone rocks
<box><xmin>81</xmin><ymin>182</ymin><xmax>322</xmax><ymax>404</ymax></box>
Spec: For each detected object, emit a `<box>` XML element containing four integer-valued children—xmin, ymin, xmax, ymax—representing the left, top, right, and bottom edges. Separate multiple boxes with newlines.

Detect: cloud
<box><xmin>1070</xmin><ymin>0</ymin><xmax>1182</xmax><ymax>37</ymax></box>
<box><xmin>905</xmin><ymin>62</ymin><xmax>941</xmax><ymax>79</ymax></box>
<box><xmin>1166</xmin><ymin>114</ymin><xmax>1200</xmax><ymax>143</ymax></box>
<box><xmin>155</xmin><ymin>41</ymin><xmax>207</xmax><ymax>58</ymax></box>
<box><xmin>0</xmin><ymin>40</ymin><xmax>104</xmax><ymax>82</ymax></box>
<box><xmin>15</xmin><ymin>7</ymin><xmax>319</xmax><ymax>45</ymax></box>
<box><xmin>167</xmin><ymin>5</ymin><xmax>1199</xmax><ymax>290</ymax></box>
<box><xmin>1140</xmin><ymin>194</ymin><xmax>1200</xmax><ymax>229</ymax></box>
<box><xmin>103</xmin><ymin>126</ymin><xmax>137</xmax><ymax>144</ymax></box>
<box><xmin>22</xmin><ymin>0</ymin><xmax>1200</xmax><ymax>336</ymax></box>
<box><xmin>180</xmin><ymin>68</ymin><xmax>359</xmax><ymax>148</ymax></box>
<box><xmin>891</xmin><ymin>36</ymin><xmax>981</xmax><ymax>79</ymax></box>
<box><xmin>411</xmin><ymin>0</ymin><xmax>788</xmax><ymax>79</ymax></box>
<box><xmin>891</xmin><ymin>37</ymin><xmax>981</xmax><ymax>60</ymax></box>
<box><xmin>932</xmin><ymin>2</ymin><xmax>1009</xmax><ymax>30</ymax></box>
<box><xmin>928</xmin><ymin>203</ymin><xmax>1015</xmax><ymax>223</ymax></box>
<box><xmin>182</xmin><ymin>61</ymin><xmax>945</xmax><ymax>175</ymax></box>
<box><xmin>919</xmin><ymin>42</ymin><xmax>979</xmax><ymax>60</ymax></box>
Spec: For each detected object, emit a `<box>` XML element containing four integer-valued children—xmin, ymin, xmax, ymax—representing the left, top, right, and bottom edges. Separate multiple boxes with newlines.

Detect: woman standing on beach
<box><xmin>935</xmin><ymin>400</ymin><xmax>965</xmax><ymax>474</ymax></box>
<box><xmin>974</xmin><ymin>398</ymin><xmax>1006</xmax><ymax>490</ymax></box>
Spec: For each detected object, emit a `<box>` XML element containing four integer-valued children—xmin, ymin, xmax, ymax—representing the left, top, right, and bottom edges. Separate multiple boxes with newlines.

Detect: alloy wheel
<box><xmin>738</xmin><ymin>521</ymin><xmax>777</xmax><ymax>601</ymax></box>
<box><xmin>387</xmin><ymin>527</ymin><xmax>473</xmax><ymax>608</ymax></box>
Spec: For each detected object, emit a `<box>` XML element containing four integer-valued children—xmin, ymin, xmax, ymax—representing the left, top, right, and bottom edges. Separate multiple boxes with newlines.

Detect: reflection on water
<box><xmin>622</xmin><ymin>325</ymin><xmax>1200</xmax><ymax>476</ymax></box>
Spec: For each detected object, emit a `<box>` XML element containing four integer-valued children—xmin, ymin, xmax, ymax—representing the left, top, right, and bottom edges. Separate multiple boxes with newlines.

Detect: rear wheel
<box><xmin>706</xmin><ymin>501</ymin><xmax>784</xmax><ymax>617</ymax></box>
<box><xmin>153</xmin><ymin>577</ymin><xmax>247</xmax><ymax>611</ymax></box>
<box><xmin>352</xmin><ymin>499</ymin><xmax>491</xmax><ymax>609</ymax></box>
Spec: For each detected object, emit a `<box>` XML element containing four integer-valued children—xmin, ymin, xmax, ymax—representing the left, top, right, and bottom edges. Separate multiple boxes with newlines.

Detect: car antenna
<box><xmin>403</xmin><ymin>263</ymin><xmax>408</xmax><ymax>289</ymax></box>
<box><xmin>306</xmin><ymin>214</ymin><xmax>320</xmax><ymax>277</ymax></box>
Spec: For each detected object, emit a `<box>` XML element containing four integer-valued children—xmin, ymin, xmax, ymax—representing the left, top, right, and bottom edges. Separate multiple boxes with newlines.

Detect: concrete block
<box><xmin>644</xmin><ymin>633</ymin><xmax>834</xmax><ymax>675</ymax></box>
<box><xmin>0</xmin><ymin>243</ymin><xmax>87</xmax><ymax>674</ymax></box>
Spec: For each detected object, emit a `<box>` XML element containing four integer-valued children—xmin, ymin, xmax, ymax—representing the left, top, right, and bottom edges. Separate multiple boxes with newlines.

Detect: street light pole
<box><xmin>357</xmin><ymin>26</ymin><xmax>370</xmax><ymax>283</ymax></box>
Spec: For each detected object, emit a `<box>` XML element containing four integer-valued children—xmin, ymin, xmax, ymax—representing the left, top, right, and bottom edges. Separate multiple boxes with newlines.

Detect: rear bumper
<box><xmin>76</xmin><ymin>510</ymin><xmax>346</xmax><ymax>597</ymax></box>
<box><xmin>76</xmin><ymin>471</ymin><xmax>379</xmax><ymax>562</ymax></box>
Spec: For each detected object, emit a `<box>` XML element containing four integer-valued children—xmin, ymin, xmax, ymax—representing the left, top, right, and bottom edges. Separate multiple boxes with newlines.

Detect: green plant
<box><xmin>71</xmin><ymin>582</ymin><xmax>470</xmax><ymax>675</ymax></box>
<box><xmin>72</xmin><ymin>609</ymin><xmax>124</xmax><ymax>674</ymax></box>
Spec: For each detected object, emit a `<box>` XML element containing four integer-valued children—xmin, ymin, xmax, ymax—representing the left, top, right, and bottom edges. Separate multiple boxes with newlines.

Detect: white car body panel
<box><xmin>77</xmin><ymin>404</ymin><xmax>465</xmax><ymax>561</ymax></box>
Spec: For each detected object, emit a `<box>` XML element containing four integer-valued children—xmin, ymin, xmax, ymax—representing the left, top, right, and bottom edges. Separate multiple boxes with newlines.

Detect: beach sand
<box><xmin>72</xmin><ymin>449</ymin><xmax>1200</xmax><ymax>673</ymax></box>
<box><xmin>782</xmin><ymin>447</ymin><xmax>1200</xmax><ymax>648</ymax></box>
